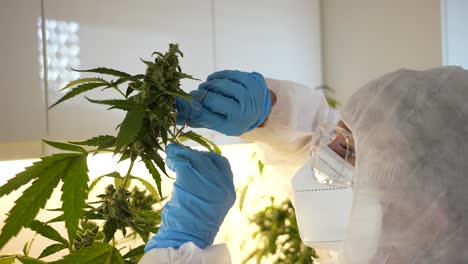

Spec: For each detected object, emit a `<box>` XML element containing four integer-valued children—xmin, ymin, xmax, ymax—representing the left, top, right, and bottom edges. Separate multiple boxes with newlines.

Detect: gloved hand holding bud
<box><xmin>145</xmin><ymin>144</ymin><xmax>236</xmax><ymax>251</ymax></box>
<box><xmin>176</xmin><ymin>70</ymin><xmax>272</xmax><ymax>136</ymax></box>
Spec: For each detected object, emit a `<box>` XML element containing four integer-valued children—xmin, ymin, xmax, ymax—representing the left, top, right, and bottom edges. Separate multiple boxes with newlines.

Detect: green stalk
<box><xmin>121</xmin><ymin>159</ymin><xmax>135</xmax><ymax>188</ymax></box>
<box><xmin>113</xmin><ymin>87</ymin><xmax>127</xmax><ymax>98</ymax></box>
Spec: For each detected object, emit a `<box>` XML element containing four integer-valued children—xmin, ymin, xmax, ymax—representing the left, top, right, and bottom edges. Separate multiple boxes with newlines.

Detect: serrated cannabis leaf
<box><xmin>0</xmin><ymin>154</ymin><xmax>78</xmax><ymax>198</ymax></box>
<box><xmin>60</xmin><ymin>154</ymin><xmax>89</xmax><ymax>244</ymax></box>
<box><xmin>238</xmin><ymin>176</ymin><xmax>253</xmax><ymax>212</ymax></box>
<box><xmin>0</xmin><ymin>153</ymin><xmax>83</xmax><ymax>250</ymax></box>
<box><xmin>129</xmin><ymin>176</ymin><xmax>161</xmax><ymax>201</ymax></box>
<box><xmin>0</xmin><ymin>256</ymin><xmax>15</xmax><ymax>264</ymax></box>
<box><xmin>51</xmin><ymin>243</ymin><xmax>124</xmax><ymax>264</ymax></box>
<box><xmin>38</xmin><ymin>243</ymin><xmax>67</xmax><ymax>259</ymax></box>
<box><xmin>122</xmin><ymin>245</ymin><xmax>145</xmax><ymax>259</ymax></box>
<box><xmin>114</xmin><ymin>108</ymin><xmax>146</xmax><ymax>151</ymax></box>
<box><xmin>43</xmin><ymin>140</ymin><xmax>86</xmax><ymax>153</ymax></box>
<box><xmin>70</xmin><ymin>135</ymin><xmax>116</xmax><ymax>149</ymax></box>
<box><xmin>73</xmin><ymin>67</ymin><xmax>132</xmax><ymax>79</ymax></box>
<box><xmin>88</xmin><ymin>171</ymin><xmax>121</xmax><ymax>193</ymax></box>
<box><xmin>145</xmin><ymin>148</ymin><xmax>168</xmax><ymax>177</ymax></box>
<box><xmin>102</xmin><ymin>220</ymin><xmax>118</xmax><ymax>243</ymax></box>
<box><xmin>23</xmin><ymin>239</ymin><xmax>34</xmax><ymax>257</ymax></box>
<box><xmin>179</xmin><ymin>131</ymin><xmax>222</xmax><ymax>154</ymax></box>
<box><xmin>141</xmin><ymin>155</ymin><xmax>162</xmax><ymax>199</ymax></box>
<box><xmin>84</xmin><ymin>97</ymin><xmax>140</xmax><ymax>110</ymax></box>
<box><xmin>50</xmin><ymin>82</ymin><xmax>109</xmax><ymax>109</ymax></box>
<box><xmin>60</xmin><ymin>77</ymin><xmax>108</xmax><ymax>91</ymax></box>
<box><xmin>16</xmin><ymin>256</ymin><xmax>46</xmax><ymax>264</ymax></box>
<box><xmin>258</xmin><ymin>160</ymin><xmax>265</xmax><ymax>175</ymax></box>
<box><xmin>28</xmin><ymin>220</ymin><xmax>68</xmax><ymax>246</ymax></box>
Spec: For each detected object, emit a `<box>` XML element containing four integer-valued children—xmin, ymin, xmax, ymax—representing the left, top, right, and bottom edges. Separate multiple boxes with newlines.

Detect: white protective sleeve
<box><xmin>139</xmin><ymin>242</ymin><xmax>231</xmax><ymax>264</ymax></box>
<box><xmin>241</xmin><ymin>78</ymin><xmax>339</xmax><ymax>166</ymax></box>
<box><xmin>138</xmin><ymin>79</ymin><xmax>338</xmax><ymax>264</ymax></box>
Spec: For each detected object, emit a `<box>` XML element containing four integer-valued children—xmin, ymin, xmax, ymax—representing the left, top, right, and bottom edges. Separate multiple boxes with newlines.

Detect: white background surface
<box><xmin>321</xmin><ymin>0</ymin><xmax>442</xmax><ymax>104</ymax></box>
<box><xmin>441</xmin><ymin>0</ymin><xmax>468</xmax><ymax>68</ymax></box>
<box><xmin>1</xmin><ymin>0</ymin><xmax>323</xmax><ymax>160</ymax></box>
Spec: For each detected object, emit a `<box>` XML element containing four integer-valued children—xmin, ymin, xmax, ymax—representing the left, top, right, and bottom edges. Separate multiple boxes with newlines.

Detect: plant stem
<box><xmin>121</xmin><ymin>159</ymin><xmax>135</xmax><ymax>188</ymax></box>
<box><xmin>113</xmin><ymin>87</ymin><xmax>127</xmax><ymax>98</ymax></box>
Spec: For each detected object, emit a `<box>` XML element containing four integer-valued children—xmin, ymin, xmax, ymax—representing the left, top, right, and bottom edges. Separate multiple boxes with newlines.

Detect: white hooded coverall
<box><xmin>139</xmin><ymin>78</ymin><xmax>339</xmax><ymax>264</ymax></box>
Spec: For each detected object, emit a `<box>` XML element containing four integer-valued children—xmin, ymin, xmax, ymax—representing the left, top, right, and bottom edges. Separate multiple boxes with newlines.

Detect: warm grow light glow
<box><xmin>0</xmin><ymin>143</ymin><xmax>289</xmax><ymax>262</ymax></box>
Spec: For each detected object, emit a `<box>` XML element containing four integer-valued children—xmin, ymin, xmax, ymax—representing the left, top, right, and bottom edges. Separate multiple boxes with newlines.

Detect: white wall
<box><xmin>0</xmin><ymin>1</ymin><xmax>46</xmax><ymax>159</ymax></box>
<box><xmin>0</xmin><ymin>0</ymin><xmax>322</xmax><ymax>160</ymax></box>
<box><xmin>321</xmin><ymin>0</ymin><xmax>442</xmax><ymax>104</ymax></box>
<box><xmin>214</xmin><ymin>0</ymin><xmax>322</xmax><ymax>88</ymax></box>
<box><xmin>441</xmin><ymin>0</ymin><xmax>468</xmax><ymax>67</ymax></box>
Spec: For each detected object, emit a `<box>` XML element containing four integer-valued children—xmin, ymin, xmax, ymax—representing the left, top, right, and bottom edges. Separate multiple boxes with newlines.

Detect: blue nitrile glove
<box><xmin>144</xmin><ymin>144</ymin><xmax>236</xmax><ymax>251</ymax></box>
<box><xmin>176</xmin><ymin>70</ymin><xmax>272</xmax><ymax>136</ymax></box>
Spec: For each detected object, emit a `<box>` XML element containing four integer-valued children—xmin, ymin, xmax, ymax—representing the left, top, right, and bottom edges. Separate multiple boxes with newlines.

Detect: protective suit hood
<box><xmin>339</xmin><ymin>66</ymin><xmax>468</xmax><ymax>263</ymax></box>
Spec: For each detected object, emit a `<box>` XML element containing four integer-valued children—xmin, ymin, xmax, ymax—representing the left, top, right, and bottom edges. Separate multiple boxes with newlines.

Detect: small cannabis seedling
<box><xmin>0</xmin><ymin>44</ymin><xmax>219</xmax><ymax>263</ymax></box>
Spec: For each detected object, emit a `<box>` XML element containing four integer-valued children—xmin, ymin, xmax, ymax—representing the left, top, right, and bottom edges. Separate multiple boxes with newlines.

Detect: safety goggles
<box><xmin>310</xmin><ymin>123</ymin><xmax>355</xmax><ymax>187</ymax></box>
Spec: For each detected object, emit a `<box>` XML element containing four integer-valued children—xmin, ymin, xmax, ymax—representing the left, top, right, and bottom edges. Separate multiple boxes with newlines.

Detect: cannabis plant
<box><xmin>0</xmin><ymin>44</ymin><xmax>218</xmax><ymax>263</ymax></box>
<box><xmin>242</xmin><ymin>198</ymin><xmax>318</xmax><ymax>264</ymax></box>
<box><xmin>237</xmin><ymin>156</ymin><xmax>317</xmax><ymax>264</ymax></box>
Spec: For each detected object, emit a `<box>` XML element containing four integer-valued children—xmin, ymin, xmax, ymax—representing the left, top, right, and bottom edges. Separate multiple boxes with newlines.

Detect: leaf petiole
<box><xmin>121</xmin><ymin>159</ymin><xmax>135</xmax><ymax>189</ymax></box>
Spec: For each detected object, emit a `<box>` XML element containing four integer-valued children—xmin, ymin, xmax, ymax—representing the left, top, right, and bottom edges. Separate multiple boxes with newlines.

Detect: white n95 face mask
<box><xmin>291</xmin><ymin>159</ymin><xmax>353</xmax><ymax>251</ymax></box>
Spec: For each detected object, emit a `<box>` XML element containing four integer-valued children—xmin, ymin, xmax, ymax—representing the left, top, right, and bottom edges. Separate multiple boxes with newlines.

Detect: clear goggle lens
<box><xmin>310</xmin><ymin>123</ymin><xmax>355</xmax><ymax>187</ymax></box>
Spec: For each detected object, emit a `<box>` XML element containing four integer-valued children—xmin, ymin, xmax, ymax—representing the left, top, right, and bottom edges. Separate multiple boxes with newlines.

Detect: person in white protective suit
<box><xmin>139</xmin><ymin>66</ymin><xmax>468</xmax><ymax>263</ymax></box>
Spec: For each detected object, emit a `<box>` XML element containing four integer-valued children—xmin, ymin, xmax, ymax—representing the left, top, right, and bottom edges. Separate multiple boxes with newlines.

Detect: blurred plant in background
<box><xmin>238</xmin><ymin>88</ymin><xmax>339</xmax><ymax>264</ymax></box>
<box><xmin>243</xmin><ymin>198</ymin><xmax>318</xmax><ymax>264</ymax></box>
<box><xmin>237</xmin><ymin>154</ymin><xmax>318</xmax><ymax>264</ymax></box>
<box><xmin>316</xmin><ymin>85</ymin><xmax>340</xmax><ymax>109</ymax></box>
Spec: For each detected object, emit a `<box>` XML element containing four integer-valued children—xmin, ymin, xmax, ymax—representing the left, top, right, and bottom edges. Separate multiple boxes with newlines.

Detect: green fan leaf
<box><xmin>144</xmin><ymin>149</ymin><xmax>167</xmax><ymax>177</ymax></box>
<box><xmin>28</xmin><ymin>220</ymin><xmax>68</xmax><ymax>246</ymax></box>
<box><xmin>17</xmin><ymin>256</ymin><xmax>47</xmax><ymax>264</ymax></box>
<box><xmin>179</xmin><ymin>131</ymin><xmax>221</xmax><ymax>154</ymax></box>
<box><xmin>0</xmin><ymin>154</ymin><xmax>82</xmax><ymax>249</ymax></box>
<box><xmin>85</xmin><ymin>97</ymin><xmax>140</xmax><ymax>110</ymax></box>
<box><xmin>70</xmin><ymin>135</ymin><xmax>116</xmax><ymax>149</ymax></box>
<box><xmin>88</xmin><ymin>175</ymin><xmax>108</xmax><ymax>194</ymax></box>
<box><xmin>23</xmin><ymin>239</ymin><xmax>34</xmax><ymax>256</ymax></box>
<box><xmin>237</xmin><ymin>177</ymin><xmax>253</xmax><ymax>212</ymax></box>
<box><xmin>102</xmin><ymin>220</ymin><xmax>117</xmax><ymax>243</ymax></box>
<box><xmin>114</xmin><ymin>108</ymin><xmax>146</xmax><ymax>152</ymax></box>
<box><xmin>50</xmin><ymin>82</ymin><xmax>109</xmax><ymax>109</ymax></box>
<box><xmin>43</xmin><ymin>140</ymin><xmax>86</xmax><ymax>153</ymax></box>
<box><xmin>51</xmin><ymin>243</ymin><xmax>124</xmax><ymax>264</ymax></box>
<box><xmin>0</xmin><ymin>256</ymin><xmax>15</xmax><ymax>264</ymax></box>
<box><xmin>88</xmin><ymin>171</ymin><xmax>121</xmax><ymax>193</ymax></box>
<box><xmin>73</xmin><ymin>67</ymin><xmax>132</xmax><ymax>79</ymax></box>
<box><xmin>257</xmin><ymin>160</ymin><xmax>265</xmax><ymax>175</ymax></box>
<box><xmin>140</xmin><ymin>155</ymin><xmax>162</xmax><ymax>199</ymax></box>
<box><xmin>60</xmin><ymin>77</ymin><xmax>108</xmax><ymax>91</ymax></box>
<box><xmin>0</xmin><ymin>154</ymin><xmax>78</xmax><ymax>198</ymax></box>
<box><xmin>129</xmin><ymin>176</ymin><xmax>161</xmax><ymax>202</ymax></box>
<box><xmin>38</xmin><ymin>243</ymin><xmax>68</xmax><ymax>259</ymax></box>
<box><xmin>46</xmin><ymin>214</ymin><xmax>64</xmax><ymax>224</ymax></box>
<box><xmin>60</xmin><ymin>154</ymin><xmax>89</xmax><ymax>243</ymax></box>
<box><xmin>122</xmin><ymin>245</ymin><xmax>145</xmax><ymax>259</ymax></box>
